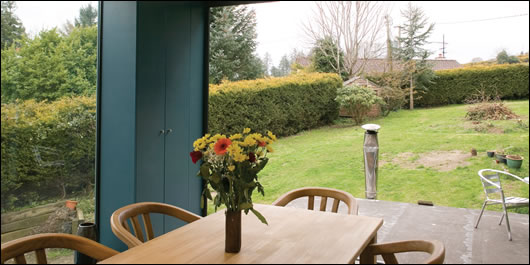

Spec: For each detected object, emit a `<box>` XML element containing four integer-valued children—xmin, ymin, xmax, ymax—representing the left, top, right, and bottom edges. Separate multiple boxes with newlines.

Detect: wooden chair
<box><xmin>1</xmin><ymin>233</ymin><xmax>119</xmax><ymax>264</ymax></box>
<box><xmin>362</xmin><ymin>240</ymin><xmax>445</xmax><ymax>264</ymax></box>
<box><xmin>110</xmin><ymin>202</ymin><xmax>202</xmax><ymax>248</ymax></box>
<box><xmin>272</xmin><ymin>187</ymin><xmax>359</xmax><ymax>215</ymax></box>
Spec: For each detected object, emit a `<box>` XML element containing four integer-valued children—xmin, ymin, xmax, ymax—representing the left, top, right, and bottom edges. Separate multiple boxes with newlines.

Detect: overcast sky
<box><xmin>14</xmin><ymin>1</ymin><xmax>529</xmax><ymax>65</ymax></box>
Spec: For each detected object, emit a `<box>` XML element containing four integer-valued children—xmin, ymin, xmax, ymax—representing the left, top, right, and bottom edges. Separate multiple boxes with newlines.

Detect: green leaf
<box><xmin>250</xmin><ymin>208</ymin><xmax>268</xmax><ymax>225</ymax></box>
<box><xmin>204</xmin><ymin>188</ymin><xmax>213</xmax><ymax>200</ymax></box>
<box><xmin>239</xmin><ymin>202</ymin><xmax>252</xmax><ymax>210</ymax></box>
<box><xmin>200</xmin><ymin>163</ymin><xmax>210</xmax><ymax>179</ymax></box>
<box><xmin>211</xmin><ymin>172</ymin><xmax>221</xmax><ymax>184</ymax></box>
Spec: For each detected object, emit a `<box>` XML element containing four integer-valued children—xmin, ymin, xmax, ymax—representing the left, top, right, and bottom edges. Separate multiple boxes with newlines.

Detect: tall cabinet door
<box><xmin>136</xmin><ymin>2</ymin><xmax>167</xmax><ymax>238</ymax></box>
<box><xmin>164</xmin><ymin>5</ymin><xmax>192</xmax><ymax>232</ymax></box>
<box><xmin>136</xmin><ymin>2</ymin><xmax>205</xmax><ymax>237</ymax></box>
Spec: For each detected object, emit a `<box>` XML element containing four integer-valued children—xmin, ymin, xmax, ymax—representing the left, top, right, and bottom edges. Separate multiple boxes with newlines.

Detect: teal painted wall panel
<box><xmin>188</xmin><ymin>6</ymin><xmax>206</xmax><ymax>215</ymax></box>
<box><xmin>136</xmin><ymin>2</ymin><xmax>167</xmax><ymax>238</ymax></box>
<box><xmin>98</xmin><ymin>1</ymin><xmax>138</xmax><ymax>252</ymax></box>
<box><xmin>98</xmin><ymin>1</ymin><xmax>206</xmax><ymax>250</ymax></box>
<box><xmin>163</xmin><ymin>5</ymin><xmax>192</xmax><ymax>232</ymax></box>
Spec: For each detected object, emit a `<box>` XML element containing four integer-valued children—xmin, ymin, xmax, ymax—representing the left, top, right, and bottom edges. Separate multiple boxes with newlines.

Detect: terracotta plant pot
<box><xmin>66</xmin><ymin>200</ymin><xmax>78</xmax><ymax>210</ymax></box>
<box><xmin>506</xmin><ymin>155</ymin><xmax>523</xmax><ymax>169</ymax></box>
<box><xmin>487</xmin><ymin>151</ymin><xmax>495</xmax><ymax>158</ymax></box>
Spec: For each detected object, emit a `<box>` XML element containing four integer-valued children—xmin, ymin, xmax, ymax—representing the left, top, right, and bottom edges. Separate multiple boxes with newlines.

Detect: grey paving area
<box><xmin>283</xmin><ymin>197</ymin><xmax>529</xmax><ymax>264</ymax></box>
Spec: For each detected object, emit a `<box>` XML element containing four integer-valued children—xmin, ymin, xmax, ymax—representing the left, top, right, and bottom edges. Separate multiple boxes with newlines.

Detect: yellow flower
<box><xmin>266</xmin><ymin>145</ymin><xmax>274</xmax><ymax>153</ymax></box>
<box><xmin>243</xmin><ymin>128</ymin><xmax>251</xmax><ymax>134</ymax></box>
<box><xmin>229</xmin><ymin>133</ymin><xmax>243</xmax><ymax>140</ymax></box>
<box><xmin>267</xmin><ymin>131</ymin><xmax>277</xmax><ymax>141</ymax></box>
<box><xmin>193</xmin><ymin>138</ymin><xmax>207</xmax><ymax>151</ymax></box>
<box><xmin>228</xmin><ymin>165</ymin><xmax>235</xmax><ymax>171</ymax></box>
<box><xmin>243</xmin><ymin>135</ymin><xmax>257</xmax><ymax>147</ymax></box>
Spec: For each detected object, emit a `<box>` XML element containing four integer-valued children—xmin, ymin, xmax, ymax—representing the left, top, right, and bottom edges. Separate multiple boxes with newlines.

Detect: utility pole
<box><xmin>432</xmin><ymin>34</ymin><xmax>448</xmax><ymax>58</ymax></box>
<box><xmin>385</xmin><ymin>15</ymin><xmax>393</xmax><ymax>72</ymax></box>
<box><xmin>395</xmin><ymin>26</ymin><xmax>401</xmax><ymax>50</ymax></box>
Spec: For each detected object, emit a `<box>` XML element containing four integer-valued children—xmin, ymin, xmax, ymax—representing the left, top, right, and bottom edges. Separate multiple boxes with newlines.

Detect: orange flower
<box><xmin>214</xmin><ymin>138</ymin><xmax>232</xmax><ymax>155</ymax></box>
<box><xmin>258</xmin><ymin>141</ymin><xmax>267</xmax><ymax>147</ymax></box>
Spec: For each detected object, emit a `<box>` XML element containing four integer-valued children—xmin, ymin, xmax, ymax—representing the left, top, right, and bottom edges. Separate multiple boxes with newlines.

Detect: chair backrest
<box><xmin>364</xmin><ymin>240</ymin><xmax>445</xmax><ymax>264</ymax></box>
<box><xmin>110</xmin><ymin>202</ymin><xmax>202</xmax><ymax>248</ymax></box>
<box><xmin>1</xmin><ymin>233</ymin><xmax>119</xmax><ymax>264</ymax></box>
<box><xmin>272</xmin><ymin>187</ymin><xmax>358</xmax><ymax>215</ymax></box>
<box><xmin>478</xmin><ymin>170</ymin><xmax>504</xmax><ymax>200</ymax></box>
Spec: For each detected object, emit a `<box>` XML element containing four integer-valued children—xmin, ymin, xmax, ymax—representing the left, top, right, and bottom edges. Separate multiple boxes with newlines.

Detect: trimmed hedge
<box><xmin>208</xmin><ymin>73</ymin><xmax>342</xmax><ymax>136</ymax></box>
<box><xmin>416</xmin><ymin>63</ymin><xmax>529</xmax><ymax>107</ymax></box>
<box><xmin>1</xmin><ymin>96</ymin><xmax>96</xmax><ymax>211</ymax></box>
<box><xmin>1</xmin><ymin>74</ymin><xmax>341</xmax><ymax>210</ymax></box>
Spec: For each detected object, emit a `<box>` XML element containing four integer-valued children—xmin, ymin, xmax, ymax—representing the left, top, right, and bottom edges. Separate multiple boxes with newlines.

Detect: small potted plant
<box><xmin>495</xmin><ymin>149</ymin><xmax>507</xmax><ymax>164</ymax></box>
<box><xmin>506</xmin><ymin>155</ymin><xmax>524</xmax><ymax>169</ymax></box>
<box><xmin>66</xmin><ymin>200</ymin><xmax>78</xmax><ymax>210</ymax></box>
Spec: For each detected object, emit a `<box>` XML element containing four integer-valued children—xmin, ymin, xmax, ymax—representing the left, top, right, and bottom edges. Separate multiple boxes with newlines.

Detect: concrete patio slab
<box><xmin>282</xmin><ymin>197</ymin><xmax>529</xmax><ymax>264</ymax></box>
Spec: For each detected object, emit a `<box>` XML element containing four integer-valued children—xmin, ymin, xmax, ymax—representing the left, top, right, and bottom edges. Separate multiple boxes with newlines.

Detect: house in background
<box><xmin>354</xmin><ymin>55</ymin><xmax>462</xmax><ymax>76</ymax></box>
<box><xmin>340</xmin><ymin>77</ymin><xmax>383</xmax><ymax>118</ymax></box>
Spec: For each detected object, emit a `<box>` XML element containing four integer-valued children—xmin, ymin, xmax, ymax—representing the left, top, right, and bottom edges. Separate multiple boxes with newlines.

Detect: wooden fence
<box><xmin>1</xmin><ymin>201</ymin><xmax>84</xmax><ymax>244</ymax></box>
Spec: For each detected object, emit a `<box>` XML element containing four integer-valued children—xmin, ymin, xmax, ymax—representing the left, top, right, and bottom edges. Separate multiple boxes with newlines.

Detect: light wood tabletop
<box><xmin>99</xmin><ymin>204</ymin><xmax>383</xmax><ymax>264</ymax></box>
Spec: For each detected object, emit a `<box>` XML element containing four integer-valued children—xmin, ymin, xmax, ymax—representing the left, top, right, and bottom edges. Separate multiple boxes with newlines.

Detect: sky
<box><xmin>13</xmin><ymin>1</ymin><xmax>529</xmax><ymax>65</ymax></box>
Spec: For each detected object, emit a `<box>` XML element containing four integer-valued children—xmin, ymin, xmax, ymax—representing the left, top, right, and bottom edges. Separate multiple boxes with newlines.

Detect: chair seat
<box><xmin>490</xmin><ymin>197</ymin><xmax>529</xmax><ymax>206</ymax></box>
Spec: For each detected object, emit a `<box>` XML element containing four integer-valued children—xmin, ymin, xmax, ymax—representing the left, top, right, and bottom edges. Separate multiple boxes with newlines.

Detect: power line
<box><xmin>438</xmin><ymin>13</ymin><xmax>528</xmax><ymax>25</ymax></box>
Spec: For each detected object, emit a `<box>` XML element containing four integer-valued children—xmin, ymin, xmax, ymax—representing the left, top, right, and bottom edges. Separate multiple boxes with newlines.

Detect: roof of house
<box><xmin>343</xmin><ymin>76</ymin><xmax>380</xmax><ymax>89</ymax></box>
<box><xmin>354</xmin><ymin>58</ymin><xmax>462</xmax><ymax>75</ymax></box>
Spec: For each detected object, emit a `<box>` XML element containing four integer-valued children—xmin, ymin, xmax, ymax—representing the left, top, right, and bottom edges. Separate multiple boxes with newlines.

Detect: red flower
<box><xmin>249</xmin><ymin>152</ymin><xmax>256</xmax><ymax>163</ymax></box>
<box><xmin>190</xmin><ymin>151</ymin><xmax>203</xmax><ymax>164</ymax></box>
<box><xmin>214</xmin><ymin>138</ymin><xmax>232</xmax><ymax>155</ymax></box>
<box><xmin>258</xmin><ymin>141</ymin><xmax>267</xmax><ymax>147</ymax></box>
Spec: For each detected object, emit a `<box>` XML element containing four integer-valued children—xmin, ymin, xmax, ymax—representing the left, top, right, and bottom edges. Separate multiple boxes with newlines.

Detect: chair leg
<box><xmin>475</xmin><ymin>201</ymin><xmax>487</xmax><ymax>228</ymax></box>
<box><xmin>501</xmin><ymin>203</ymin><xmax>512</xmax><ymax>241</ymax></box>
<box><xmin>498</xmin><ymin>213</ymin><xmax>504</xmax><ymax>225</ymax></box>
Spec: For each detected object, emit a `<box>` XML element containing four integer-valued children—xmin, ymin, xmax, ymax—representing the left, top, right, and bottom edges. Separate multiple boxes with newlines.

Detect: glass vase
<box><xmin>225</xmin><ymin>210</ymin><xmax>241</xmax><ymax>253</ymax></box>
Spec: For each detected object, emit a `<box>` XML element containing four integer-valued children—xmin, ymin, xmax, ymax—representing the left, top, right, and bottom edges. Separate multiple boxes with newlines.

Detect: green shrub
<box><xmin>335</xmin><ymin>85</ymin><xmax>384</xmax><ymax>125</ymax></box>
<box><xmin>416</xmin><ymin>64</ymin><xmax>529</xmax><ymax>107</ymax></box>
<box><xmin>208</xmin><ymin>73</ymin><xmax>342</xmax><ymax>136</ymax></box>
<box><xmin>1</xmin><ymin>96</ymin><xmax>96</xmax><ymax>211</ymax></box>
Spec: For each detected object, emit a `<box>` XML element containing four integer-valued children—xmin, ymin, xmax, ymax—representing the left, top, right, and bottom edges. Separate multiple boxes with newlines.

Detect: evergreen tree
<box><xmin>75</xmin><ymin>3</ymin><xmax>98</xmax><ymax>27</ymax></box>
<box><xmin>278</xmin><ymin>55</ymin><xmax>291</xmax><ymax>77</ymax></box>
<box><xmin>270</xmin><ymin>66</ymin><xmax>281</xmax><ymax>77</ymax></box>
<box><xmin>1</xmin><ymin>27</ymin><xmax>97</xmax><ymax>102</ymax></box>
<box><xmin>395</xmin><ymin>3</ymin><xmax>435</xmax><ymax>109</ymax></box>
<box><xmin>1</xmin><ymin>1</ymin><xmax>26</xmax><ymax>49</ymax></box>
<box><xmin>311</xmin><ymin>37</ymin><xmax>348</xmax><ymax>80</ymax></box>
<box><xmin>209</xmin><ymin>6</ymin><xmax>263</xmax><ymax>84</ymax></box>
<box><xmin>262</xmin><ymin>52</ymin><xmax>271</xmax><ymax>76</ymax></box>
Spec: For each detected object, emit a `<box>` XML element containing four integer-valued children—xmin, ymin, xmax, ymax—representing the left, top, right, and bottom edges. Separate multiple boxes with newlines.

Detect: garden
<box><xmin>251</xmin><ymin>100</ymin><xmax>529</xmax><ymax>213</ymax></box>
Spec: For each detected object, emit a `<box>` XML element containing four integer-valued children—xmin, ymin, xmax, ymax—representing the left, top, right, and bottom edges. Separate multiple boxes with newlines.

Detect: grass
<box><xmin>208</xmin><ymin>100</ymin><xmax>529</xmax><ymax>215</ymax></box>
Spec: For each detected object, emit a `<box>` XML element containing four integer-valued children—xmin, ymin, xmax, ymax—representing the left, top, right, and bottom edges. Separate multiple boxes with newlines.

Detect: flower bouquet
<box><xmin>189</xmin><ymin>128</ymin><xmax>276</xmax><ymax>252</ymax></box>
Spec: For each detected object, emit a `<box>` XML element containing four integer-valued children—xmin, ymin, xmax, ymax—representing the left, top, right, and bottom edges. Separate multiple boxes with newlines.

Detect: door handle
<box><xmin>159</xmin><ymin>129</ymin><xmax>165</xmax><ymax>135</ymax></box>
<box><xmin>166</xmin><ymin>129</ymin><xmax>173</xmax><ymax>135</ymax></box>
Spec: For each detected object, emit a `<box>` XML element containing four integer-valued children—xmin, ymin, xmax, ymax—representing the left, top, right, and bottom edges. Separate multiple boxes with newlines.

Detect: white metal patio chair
<box><xmin>474</xmin><ymin>169</ymin><xmax>529</xmax><ymax>241</ymax></box>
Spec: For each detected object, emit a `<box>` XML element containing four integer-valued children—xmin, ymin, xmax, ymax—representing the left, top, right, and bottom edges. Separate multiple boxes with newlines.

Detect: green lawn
<box><xmin>225</xmin><ymin>100</ymin><xmax>529</xmax><ymax>214</ymax></box>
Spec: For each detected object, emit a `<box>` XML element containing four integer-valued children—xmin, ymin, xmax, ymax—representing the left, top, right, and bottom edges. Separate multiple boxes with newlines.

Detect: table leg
<box><xmin>359</xmin><ymin>234</ymin><xmax>377</xmax><ymax>264</ymax></box>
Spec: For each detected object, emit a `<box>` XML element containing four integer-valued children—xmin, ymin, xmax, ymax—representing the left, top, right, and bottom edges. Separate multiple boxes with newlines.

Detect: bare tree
<box><xmin>303</xmin><ymin>1</ymin><xmax>387</xmax><ymax>79</ymax></box>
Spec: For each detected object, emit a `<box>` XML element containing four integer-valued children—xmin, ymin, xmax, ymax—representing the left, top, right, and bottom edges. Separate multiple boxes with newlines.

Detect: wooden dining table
<box><xmin>99</xmin><ymin>204</ymin><xmax>383</xmax><ymax>264</ymax></box>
